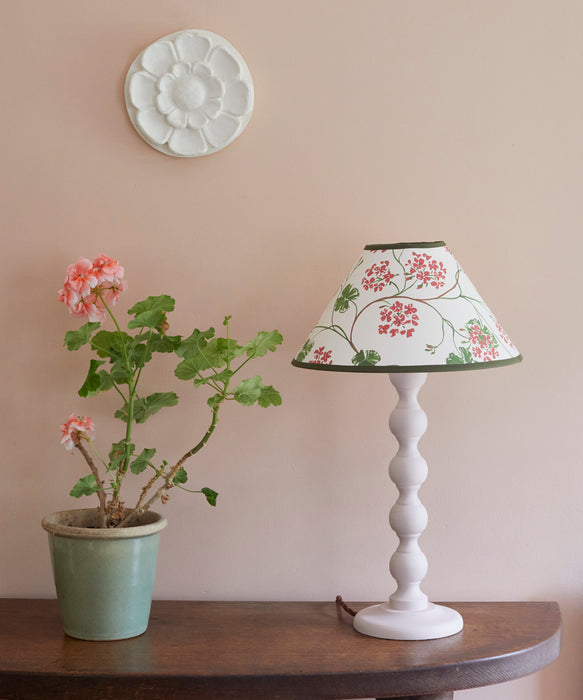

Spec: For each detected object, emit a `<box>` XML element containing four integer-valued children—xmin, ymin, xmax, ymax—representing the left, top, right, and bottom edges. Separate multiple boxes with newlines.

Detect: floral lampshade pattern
<box><xmin>125</xmin><ymin>30</ymin><xmax>254</xmax><ymax>157</ymax></box>
<box><xmin>293</xmin><ymin>242</ymin><xmax>522</xmax><ymax>372</ymax></box>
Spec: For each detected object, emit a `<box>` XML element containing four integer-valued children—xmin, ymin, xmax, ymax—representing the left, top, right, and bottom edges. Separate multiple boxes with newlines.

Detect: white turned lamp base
<box><xmin>353</xmin><ymin>372</ymin><xmax>463</xmax><ymax>641</ymax></box>
<box><xmin>354</xmin><ymin>602</ymin><xmax>463</xmax><ymax>641</ymax></box>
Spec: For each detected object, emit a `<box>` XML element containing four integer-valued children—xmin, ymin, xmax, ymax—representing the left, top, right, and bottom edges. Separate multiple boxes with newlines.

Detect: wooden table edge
<box><xmin>0</xmin><ymin>599</ymin><xmax>562</xmax><ymax>700</ymax></box>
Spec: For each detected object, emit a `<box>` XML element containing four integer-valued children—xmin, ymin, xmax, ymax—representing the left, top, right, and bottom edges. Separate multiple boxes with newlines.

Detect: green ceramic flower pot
<box><xmin>42</xmin><ymin>508</ymin><xmax>167</xmax><ymax>640</ymax></box>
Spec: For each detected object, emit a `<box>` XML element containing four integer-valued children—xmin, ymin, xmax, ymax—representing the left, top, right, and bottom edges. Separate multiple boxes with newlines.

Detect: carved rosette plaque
<box><xmin>125</xmin><ymin>30</ymin><xmax>254</xmax><ymax>157</ymax></box>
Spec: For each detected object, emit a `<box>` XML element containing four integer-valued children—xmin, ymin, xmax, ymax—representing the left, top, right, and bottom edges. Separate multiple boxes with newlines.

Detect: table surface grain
<box><xmin>0</xmin><ymin>599</ymin><xmax>561</xmax><ymax>699</ymax></box>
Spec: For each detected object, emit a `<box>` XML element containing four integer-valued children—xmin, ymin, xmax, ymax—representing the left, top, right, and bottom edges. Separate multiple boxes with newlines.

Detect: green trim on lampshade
<box><xmin>291</xmin><ymin>354</ymin><xmax>522</xmax><ymax>373</ymax></box>
<box><xmin>365</xmin><ymin>242</ymin><xmax>446</xmax><ymax>250</ymax></box>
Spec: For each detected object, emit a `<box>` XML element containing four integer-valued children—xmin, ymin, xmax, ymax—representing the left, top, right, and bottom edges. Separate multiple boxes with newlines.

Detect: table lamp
<box><xmin>292</xmin><ymin>241</ymin><xmax>521</xmax><ymax>640</ymax></box>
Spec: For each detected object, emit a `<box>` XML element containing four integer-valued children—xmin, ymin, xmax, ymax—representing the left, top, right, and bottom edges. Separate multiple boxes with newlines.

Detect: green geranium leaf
<box><xmin>204</xmin><ymin>338</ymin><xmax>245</xmax><ymax>367</ymax></box>
<box><xmin>175</xmin><ymin>328</ymin><xmax>215</xmax><ymax>359</ymax></box>
<box><xmin>149</xmin><ymin>334</ymin><xmax>181</xmax><ymax>353</ymax></box>
<box><xmin>334</xmin><ymin>284</ymin><xmax>360</xmax><ymax>313</ymax></box>
<box><xmin>352</xmin><ymin>349</ymin><xmax>381</xmax><ymax>366</ymax></box>
<box><xmin>115</xmin><ymin>393</ymin><xmax>178</xmax><ymax>424</ymax></box>
<box><xmin>129</xmin><ymin>342</ymin><xmax>153</xmax><ymax>368</ymax></box>
<box><xmin>128</xmin><ymin>295</ymin><xmax>176</xmax><ymax>316</ymax></box>
<box><xmin>69</xmin><ymin>474</ymin><xmax>99</xmax><ymax>498</ymax></box>
<box><xmin>175</xmin><ymin>338</ymin><xmax>243</xmax><ymax>376</ymax></box>
<box><xmin>97</xmin><ymin>370</ymin><xmax>115</xmax><ymax>391</ymax></box>
<box><xmin>91</xmin><ymin>330</ymin><xmax>132</xmax><ymax>360</ymax></box>
<box><xmin>64</xmin><ymin>322</ymin><xmax>101</xmax><ymax>351</ymax></box>
<box><xmin>78</xmin><ymin>358</ymin><xmax>105</xmax><ymax>397</ymax></box>
<box><xmin>130</xmin><ymin>448</ymin><xmax>156</xmax><ymax>475</ymax></box>
<box><xmin>127</xmin><ymin>309</ymin><xmax>166</xmax><ymax>331</ymax></box>
<box><xmin>135</xmin><ymin>392</ymin><xmax>179</xmax><ymax>424</ymax></box>
<box><xmin>173</xmin><ymin>467</ymin><xmax>188</xmax><ymax>485</ymax></box>
<box><xmin>243</xmin><ymin>330</ymin><xmax>283</xmax><ymax>358</ymax></box>
<box><xmin>109</xmin><ymin>359</ymin><xmax>131</xmax><ymax>384</ymax></box>
<box><xmin>174</xmin><ymin>357</ymin><xmax>201</xmax><ymax>381</ymax></box>
<box><xmin>194</xmin><ymin>368</ymin><xmax>234</xmax><ymax>386</ymax></box>
<box><xmin>233</xmin><ymin>375</ymin><xmax>264</xmax><ymax>406</ymax></box>
<box><xmin>108</xmin><ymin>440</ymin><xmax>134</xmax><ymax>470</ymax></box>
<box><xmin>201</xmin><ymin>487</ymin><xmax>218</xmax><ymax>507</ymax></box>
<box><xmin>258</xmin><ymin>385</ymin><xmax>282</xmax><ymax>408</ymax></box>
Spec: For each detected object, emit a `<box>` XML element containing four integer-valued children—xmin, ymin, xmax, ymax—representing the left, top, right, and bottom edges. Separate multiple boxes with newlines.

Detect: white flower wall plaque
<box><xmin>125</xmin><ymin>30</ymin><xmax>254</xmax><ymax>157</ymax></box>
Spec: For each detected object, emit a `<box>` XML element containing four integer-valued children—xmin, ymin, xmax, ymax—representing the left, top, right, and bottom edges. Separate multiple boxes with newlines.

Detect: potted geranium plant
<box><xmin>42</xmin><ymin>255</ymin><xmax>282</xmax><ymax>640</ymax></box>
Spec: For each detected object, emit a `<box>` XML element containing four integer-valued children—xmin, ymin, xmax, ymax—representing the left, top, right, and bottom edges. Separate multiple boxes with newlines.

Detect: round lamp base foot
<box><xmin>354</xmin><ymin>602</ymin><xmax>463</xmax><ymax>640</ymax></box>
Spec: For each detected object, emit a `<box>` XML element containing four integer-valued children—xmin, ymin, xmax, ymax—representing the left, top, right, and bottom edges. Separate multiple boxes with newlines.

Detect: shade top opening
<box><xmin>365</xmin><ymin>242</ymin><xmax>446</xmax><ymax>250</ymax></box>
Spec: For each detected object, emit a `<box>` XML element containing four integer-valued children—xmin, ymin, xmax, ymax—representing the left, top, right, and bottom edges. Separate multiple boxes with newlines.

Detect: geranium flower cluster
<box><xmin>378</xmin><ymin>301</ymin><xmax>419</xmax><ymax>338</ymax></box>
<box><xmin>60</xmin><ymin>414</ymin><xmax>95</xmax><ymax>451</ymax></box>
<box><xmin>58</xmin><ymin>255</ymin><xmax>127</xmax><ymax>322</ymax></box>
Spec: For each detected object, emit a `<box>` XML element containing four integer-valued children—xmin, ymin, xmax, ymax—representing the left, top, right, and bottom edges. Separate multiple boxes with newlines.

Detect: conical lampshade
<box><xmin>292</xmin><ymin>242</ymin><xmax>521</xmax><ymax>372</ymax></box>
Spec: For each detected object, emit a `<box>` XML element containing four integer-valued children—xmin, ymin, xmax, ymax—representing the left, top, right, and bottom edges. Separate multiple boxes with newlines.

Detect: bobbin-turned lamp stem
<box><xmin>353</xmin><ymin>373</ymin><xmax>463</xmax><ymax>640</ymax></box>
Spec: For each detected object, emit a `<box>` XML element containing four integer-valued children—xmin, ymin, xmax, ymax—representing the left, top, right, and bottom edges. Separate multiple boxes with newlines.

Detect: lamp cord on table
<box><xmin>335</xmin><ymin>595</ymin><xmax>357</xmax><ymax>617</ymax></box>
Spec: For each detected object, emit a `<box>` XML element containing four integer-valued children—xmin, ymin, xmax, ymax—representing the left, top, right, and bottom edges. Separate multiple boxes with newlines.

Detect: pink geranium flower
<box><xmin>58</xmin><ymin>255</ymin><xmax>126</xmax><ymax>320</ymax></box>
<box><xmin>68</xmin><ymin>294</ymin><xmax>107</xmax><ymax>322</ymax></box>
<box><xmin>60</xmin><ymin>414</ymin><xmax>95</xmax><ymax>450</ymax></box>
<box><xmin>92</xmin><ymin>255</ymin><xmax>125</xmax><ymax>285</ymax></box>
<box><xmin>99</xmin><ymin>278</ymin><xmax>128</xmax><ymax>307</ymax></box>
<box><xmin>57</xmin><ymin>286</ymin><xmax>79</xmax><ymax>307</ymax></box>
<box><xmin>63</xmin><ymin>258</ymin><xmax>99</xmax><ymax>297</ymax></box>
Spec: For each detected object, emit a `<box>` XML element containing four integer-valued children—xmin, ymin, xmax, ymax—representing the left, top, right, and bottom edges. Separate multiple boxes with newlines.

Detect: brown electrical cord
<box><xmin>335</xmin><ymin>595</ymin><xmax>357</xmax><ymax>617</ymax></box>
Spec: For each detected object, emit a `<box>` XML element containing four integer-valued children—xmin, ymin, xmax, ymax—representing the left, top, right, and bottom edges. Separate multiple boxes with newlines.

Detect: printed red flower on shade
<box><xmin>310</xmin><ymin>346</ymin><xmax>333</xmax><ymax>364</ymax></box>
<box><xmin>58</xmin><ymin>255</ymin><xmax>127</xmax><ymax>322</ymax></box>
<box><xmin>362</xmin><ymin>260</ymin><xmax>396</xmax><ymax>292</ymax></box>
<box><xmin>464</xmin><ymin>320</ymin><xmax>499</xmax><ymax>362</ymax></box>
<box><xmin>378</xmin><ymin>301</ymin><xmax>419</xmax><ymax>338</ymax></box>
<box><xmin>60</xmin><ymin>414</ymin><xmax>95</xmax><ymax>451</ymax></box>
<box><xmin>496</xmin><ymin>322</ymin><xmax>514</xmax><ymax>348</ymax></box>
<box><xmin>405</xmin><ymin>252</ymin><xmax>446</xmax><ymax>290</ymax></box>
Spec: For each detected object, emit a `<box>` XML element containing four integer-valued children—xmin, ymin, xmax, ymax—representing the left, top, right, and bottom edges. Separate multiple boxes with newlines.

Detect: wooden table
<box><xmin>0</xmin><ymin>600</ymin><xmax>560</xmax><ymax>699</ymax></box>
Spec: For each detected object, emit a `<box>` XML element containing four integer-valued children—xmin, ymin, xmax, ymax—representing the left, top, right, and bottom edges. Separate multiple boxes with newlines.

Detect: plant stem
<box><xmin>75</xmin><ymin>441</ymin><xmax>107</xmax><ymax>527</ymax></box>
<box><xmin>97</xmin><ymin>292</ymin><xmax>136</xmax><ymax>507</ymax></box>
<box><xmin>88</xmin><ymin>440</ymin><xmax>110</xmax><ymax>472</ymax></box>
<box><xmin>116</xmin><ymin>399</ymin><xmax>224</xmax><ymax>528</ymax></box>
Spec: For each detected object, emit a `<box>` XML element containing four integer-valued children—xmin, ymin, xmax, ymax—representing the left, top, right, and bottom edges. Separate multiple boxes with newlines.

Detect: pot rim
<box><xmin>41</xmin><ymin>508</ymin><xmax>167</xmax><ymax>539</ymax></box>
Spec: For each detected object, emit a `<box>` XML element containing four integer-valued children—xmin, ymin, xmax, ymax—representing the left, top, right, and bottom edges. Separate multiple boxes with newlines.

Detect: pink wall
<box><xmin>1</xmin><ymin>2</ymin><xmax>581</xmax><ymax>698</ymax></box>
